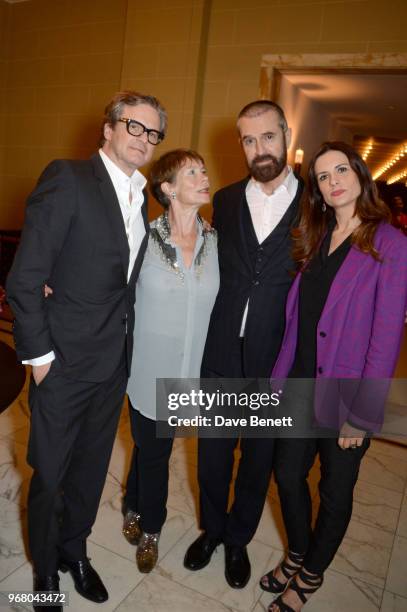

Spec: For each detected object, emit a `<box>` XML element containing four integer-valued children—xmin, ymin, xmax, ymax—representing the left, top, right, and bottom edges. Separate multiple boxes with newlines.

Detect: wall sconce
<box><xmin>294</xmin><ymin>148</ymin><xmax>304</xmax><ymax>174</ymax></box>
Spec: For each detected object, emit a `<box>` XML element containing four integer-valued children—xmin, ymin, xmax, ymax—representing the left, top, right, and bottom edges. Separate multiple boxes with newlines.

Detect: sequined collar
<box><xmin>150</xmin><ymin>212</ymin><xmax>212</xmax><ymax>281</ymax></box>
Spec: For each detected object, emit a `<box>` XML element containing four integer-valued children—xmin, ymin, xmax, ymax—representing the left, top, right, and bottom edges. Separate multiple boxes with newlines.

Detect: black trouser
<box><xmin>273</xmin><ymin>436</ymin><xmax>370</xmax><ymax>575</ymax></box>
<box><xmin>198</xmin><ymin>346</ymin><xmax>275</xmax><ymax>547</ymax></box>
<box><xmin>124</xmin><ymin>403</ymin><xmax>174</xmax><ymax>533</ymax></box>
<box><xmin>198</xmin><ymin>436</ymin><xmax>275</xmax><ymax>546</ymax></box>
<box><xmin>27</xmin><ymin>362</ymin><xmax>127</xmax><ymax>577</ymax></box>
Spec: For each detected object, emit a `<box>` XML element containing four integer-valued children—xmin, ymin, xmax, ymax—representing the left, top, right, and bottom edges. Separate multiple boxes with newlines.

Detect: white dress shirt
<box><xmin>99</xmin><ymin>149</ymin><xmax>147</xmax><ymax>281</ymax></box>
<box><xmin>24</xmin><ymin>150</ymin><xmax>147</xmax><ymax>366</ymax></box>
<box><xmin>239</xmin><ymin>167</ymin><xmax>298</xmax><ymax>336</ymax></box>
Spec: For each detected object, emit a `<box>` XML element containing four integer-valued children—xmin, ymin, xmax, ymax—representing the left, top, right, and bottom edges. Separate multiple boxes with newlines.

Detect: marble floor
<box><xmin>0</xmin><ymin>329</ymin><xmax>406</xmax><ymax>612</ymax></box>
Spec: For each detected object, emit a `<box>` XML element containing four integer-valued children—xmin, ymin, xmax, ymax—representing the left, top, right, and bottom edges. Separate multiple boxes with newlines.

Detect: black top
<box><xmin>289</xmin><ymin>224</ymin><xmax>352</xmax><ymax>378</ymax></box>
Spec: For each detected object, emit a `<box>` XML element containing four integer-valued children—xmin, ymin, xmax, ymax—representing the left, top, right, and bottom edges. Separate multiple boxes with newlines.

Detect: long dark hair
<box><xmin>292</xmin><ymin>141</ymin><xmax>391</xmax><ymax>267</ymax></box>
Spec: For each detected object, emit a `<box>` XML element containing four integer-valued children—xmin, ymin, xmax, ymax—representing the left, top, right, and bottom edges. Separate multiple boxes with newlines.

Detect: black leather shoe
<box><xmin>33</xmin><ymin>574</ymin><xmax>62</xmax><ymax>611</ymax></box>
<box><xmin>224</xmin><ymin>545</ymin><xmax>251</xmax><ymax>588</ymax></box>
<box><xmin>183</xmin><ymin>532</ymin><xmax>221</xmax><ymax>570</ymax></box>
<box><xmin>59</xmin><ymin>558</ymin><xmax>108</xmax><ymax>603</ymax></box>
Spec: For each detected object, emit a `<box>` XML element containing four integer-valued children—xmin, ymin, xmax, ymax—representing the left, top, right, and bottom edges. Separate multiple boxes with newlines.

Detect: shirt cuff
<box><xmin>22</xmin><ymin>351</ymin><xmax>55</xmax><ymax>366</ymax></box>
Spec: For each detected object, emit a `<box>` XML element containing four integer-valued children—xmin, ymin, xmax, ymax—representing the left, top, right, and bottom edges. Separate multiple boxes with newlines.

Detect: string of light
<box><xmin>386</xmin><ymin>168</ymin><xmax>407</xmax><ymax>185</ymax></box>
<box><xmin>373</xmin><ymin>143</ymin><xmax>407</xmax><ymax>181</ymax></box>
<box><xmin>362</xmin><ymin>139</ymin><xmax>373</xmax><ymax>161</ymax></box>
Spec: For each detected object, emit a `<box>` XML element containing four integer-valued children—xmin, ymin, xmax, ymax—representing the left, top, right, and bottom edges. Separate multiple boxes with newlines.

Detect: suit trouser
<box><xmin>198</xmin><ymin>344</ymin><xmax>275</xmax><ymax>547</ymax></box>
<box><xmin>273</xmin><ymin>436</ymin><xmax>370</xmax><ymax>575</ymax></box>
<box><xmin>124</xmin><ymin>403</ymin><xmax>174</xmax><ymax>533</ymax></box>
<box><xmin>198</xmin><ymin>436</ymin><xmax>275</xmax><ymax>546</ymax></box>
<box><xmin>27</xmin><ymin>361</ymin><xmax>127</xmax><ymax>577</ymax></box>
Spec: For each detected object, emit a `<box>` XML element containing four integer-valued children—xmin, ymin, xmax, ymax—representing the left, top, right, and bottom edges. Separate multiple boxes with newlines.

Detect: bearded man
<box><xmin>184</xmin><ymin>100</ymin><xmax>304</xmax><ymax>588</ymax></box>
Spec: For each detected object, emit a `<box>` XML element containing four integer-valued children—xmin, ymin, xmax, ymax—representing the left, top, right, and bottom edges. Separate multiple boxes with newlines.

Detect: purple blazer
<box><xmin>271</xmin><ymin>223</ymin><xmax>407</xmax><ymax>431</ymax></box>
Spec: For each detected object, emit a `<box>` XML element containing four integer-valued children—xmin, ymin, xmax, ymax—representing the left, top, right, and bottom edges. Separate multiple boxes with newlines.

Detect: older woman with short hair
<box><xmin>121</xmin><ymin>149</ymin><xmax>219</xmax><ymax>573</ymax></box>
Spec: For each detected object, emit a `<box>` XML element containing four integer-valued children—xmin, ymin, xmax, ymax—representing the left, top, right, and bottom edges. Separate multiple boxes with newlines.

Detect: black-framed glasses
<box><xmin>118</xmin><ymin>118</ymin><xmax>164</xmax><ymax>145</ymax></box>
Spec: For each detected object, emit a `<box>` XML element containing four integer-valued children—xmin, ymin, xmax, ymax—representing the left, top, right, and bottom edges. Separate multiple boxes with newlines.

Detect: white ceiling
<box><xmin>283</xmin><ymin>73</ymin><xmax>406</xmax><ymax>139</ymax></box>
<box><xmin>282</xmin><ymin>72</ymin><xmax>407</xmax><ymax>182</ymax></box>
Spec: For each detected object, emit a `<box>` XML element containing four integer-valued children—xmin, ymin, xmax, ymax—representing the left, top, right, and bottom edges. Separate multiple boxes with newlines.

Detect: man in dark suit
<box><xmin>6</xmin><ymin>91</ymin><xmax>166</xmax><ymax>610</ymax></box>
<box><xmin>184</xmin><ymin>100</ymin><xmax>304</xmax><ymax>588</ymax></box>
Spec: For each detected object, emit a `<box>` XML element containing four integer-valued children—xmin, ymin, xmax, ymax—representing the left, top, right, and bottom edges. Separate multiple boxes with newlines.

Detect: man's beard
<box><xmin>250</xmin><ymin>148</ymin><xmax>287</xmax><ymax>183</ymax></box>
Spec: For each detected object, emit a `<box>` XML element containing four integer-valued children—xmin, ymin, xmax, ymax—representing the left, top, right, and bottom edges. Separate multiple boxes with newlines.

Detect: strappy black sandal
<box><xmin>268</xmin><ymin>569</ymin><xmax>324</xmax><ymax>611</ymax></box>
<box><xmin>259</xmin><ymin>551</ymin><xmax>305</xmax><ymax>594</ymax></box>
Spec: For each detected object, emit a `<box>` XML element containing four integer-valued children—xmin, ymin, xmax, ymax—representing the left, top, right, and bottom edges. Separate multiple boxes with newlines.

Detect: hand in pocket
<box><xmin>32</xmin><ymin>362</ymin><xmax>51</xmax><ymax>386</ymax></box>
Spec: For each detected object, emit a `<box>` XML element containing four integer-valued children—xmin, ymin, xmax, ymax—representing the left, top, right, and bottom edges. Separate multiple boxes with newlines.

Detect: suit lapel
<box><xmin>259</xmin><ymin>180</ymin><xmax>301</xmax><ymax>257</ymax></box>
<box><xmin>322</xmin><ymin>245</ymin><xmax>371</xmax><ymax>315</ymax></box>
<box><xmin>236</xmin><ymin>181</ymin><xmax>254</xmax><ymax>275</ymax></box>
<box><xmin>141</xmin><ymin>188</ymin><xmax>149</xmax><ymax>234</ymax></box>
<box><xmin>241</xmin><ymin>177</ymin><xmax>302</xmax><ymax>276</ymax></box>
<box><xmin>256</xmin><ymin>198</ymin><xmax>298</xmax><ymax>275</ymax></box>
<box><xmin>128</xmin><ymin>188</ymin><xmax>149</xmax><ymax>285</ymax></box>
<box><xmin>91</xmin><ymin>154</ymin><xmax>130</xmax><ymax>278</ymax></box>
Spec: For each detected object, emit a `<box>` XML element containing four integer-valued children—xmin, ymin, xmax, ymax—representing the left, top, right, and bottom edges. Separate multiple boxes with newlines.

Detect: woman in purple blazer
<box><xmin>260</xmin><ymin>142</ymin><xmax>407</xmax><ymax>612</ymax></box>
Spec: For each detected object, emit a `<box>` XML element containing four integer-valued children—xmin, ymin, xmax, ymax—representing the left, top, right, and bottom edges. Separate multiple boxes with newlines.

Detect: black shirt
<box><xmin>289</xmin><ymin>225</ymin><xmax>352</xmax><ymax>378</ymax></box>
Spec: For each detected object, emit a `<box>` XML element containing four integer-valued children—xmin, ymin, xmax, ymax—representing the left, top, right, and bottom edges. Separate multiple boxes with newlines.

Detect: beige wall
<box><xmin>1</xmin><ymin>0</ymin><xmax>406</xmax><ymax>227</ymax></box>
<box><xmin>0</xmin><ymin>0</ymin><xmax>127</xmax><ymax>228</ymax></box>
<box><xmin>0</xmin><ymin>0</ymin><xmax>10</xmax><ymax>211</ymax></box>
<box><xmin>121</xmin><ymin>0</ymin><xmax>206</xmax><ymax>220</ymax></box>
<box><xmin>198</xmin><ymin>0</ymin><xmax>407</xmax><ymax>194</ymax></box>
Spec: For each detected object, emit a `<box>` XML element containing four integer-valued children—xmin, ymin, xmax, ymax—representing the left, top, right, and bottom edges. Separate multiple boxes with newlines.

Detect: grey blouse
<box><xmin>127</xmin><ymin>213</ymin><xmax>219</xmax><ymax>420</ymax></box>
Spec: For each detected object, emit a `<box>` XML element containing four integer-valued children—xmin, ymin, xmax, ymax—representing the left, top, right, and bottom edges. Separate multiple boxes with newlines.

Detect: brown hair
<box><xmin>292</xmin><ymin>141</ymin><xmax>391</xmax><ymax>267</ymax></box>
<box><xmin>237</xmin><ymin>99</ymin><xmax>288</xmax><ymax>133</ymax></box>
<box><xmin>99</xmin><ymin>91</ymin><xmax>167</xmax><ymax>146</ymax></box>
<box><xmin>150</xmin><ymin>149</ymin><xmax>205</xmax><ymax>209</ymax></box>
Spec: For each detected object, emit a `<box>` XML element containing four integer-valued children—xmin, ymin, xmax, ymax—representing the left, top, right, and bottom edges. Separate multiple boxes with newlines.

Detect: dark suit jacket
<box><xmin>6</xmin><ymin>153</ymin><xmax>149</xmax><ymax>382</ymax></box>
<box><xmin>201</xmin><ymin>175</ymin><xmax>304</xmax><ymax>378</ymax></box>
